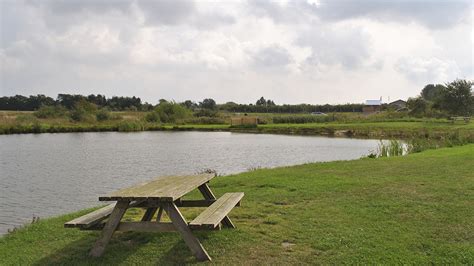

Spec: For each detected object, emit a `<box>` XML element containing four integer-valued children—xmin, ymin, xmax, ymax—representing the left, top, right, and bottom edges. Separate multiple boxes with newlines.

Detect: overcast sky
<box><xmin>1</xmin><ymin>0</ymin><xmax>472</xmax><ymax>104</ymax></box>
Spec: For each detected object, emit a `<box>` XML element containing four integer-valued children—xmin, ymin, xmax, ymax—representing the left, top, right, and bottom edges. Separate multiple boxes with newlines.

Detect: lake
<box><xmin>0</xmin><ymin>131</ymin><xmax>380</xmax><ymax>235</ymax></box>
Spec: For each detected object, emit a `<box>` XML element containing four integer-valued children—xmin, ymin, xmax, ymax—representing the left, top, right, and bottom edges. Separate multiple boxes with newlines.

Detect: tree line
<box><xmin>0</xmin><ymin>94</ymin><xmax>364</xmax><ymax>113</ymax></box>
<box><xmin>407</xmin><ymin>79</ymin><xmax>473</xmax><ymax>117</ymax></box>
<box><xmin>1</xmin><ymin>78</ymin><xmax>472</xmax><ymax>116</ymax></box>
<box><xmin>0</xmin><ymin>94</ymin><xmax>151</xmax><ymax>111</ymax></box>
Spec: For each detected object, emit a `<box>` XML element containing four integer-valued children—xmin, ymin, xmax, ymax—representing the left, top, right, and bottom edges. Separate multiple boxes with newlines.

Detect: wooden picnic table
<box><xmin>449</xmin><ymin>116</ymin><xmax>471</xmax><ymax>124</ymax></box>
<box><xmin>65</xmin><ymin>173</ymin><xmax>244</xmax><ymax>261</ymax></box>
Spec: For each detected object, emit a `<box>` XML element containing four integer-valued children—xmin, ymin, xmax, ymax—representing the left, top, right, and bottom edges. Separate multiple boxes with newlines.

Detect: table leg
<box><xmin>156</xmin><ymin>206</ymin><xmax>164</xmax><ymax>222</ymax></box>
<box><xmin>90</xmin><ymin>200</ymin><xmax>129</xmax><ymax>257</ymax></box>
<box><xmin>164</xmin><ymin>202</ymin><xmax>211</xmax><ymax>261</ymax></box>
<box><xmin>198</xmin><ymin>184</ymin><xmax>235</xmax><ymax>228</ymax></box>
<box><xmin>141</xmin><ymin>207</ymin><xmax>158</xmax><ymax>221</ymax></box>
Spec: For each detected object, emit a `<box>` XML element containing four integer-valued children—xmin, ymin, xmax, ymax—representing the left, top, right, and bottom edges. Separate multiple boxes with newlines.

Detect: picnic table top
<box><xmin>99</xmin><ymin>173</ymin><xmax>215</xmax><ymax>202</ymax></box>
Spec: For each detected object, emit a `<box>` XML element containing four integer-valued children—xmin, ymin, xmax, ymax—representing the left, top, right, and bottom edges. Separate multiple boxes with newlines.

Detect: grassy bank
<box><xmin>1</xmin><ymin>111</ymin><xmax>473</xmax><ymax>141</ymax></box>
<box><xmin>1</xmin><ymin>145</ymin><xmax>473</xmax><ymax>264</ymax></box>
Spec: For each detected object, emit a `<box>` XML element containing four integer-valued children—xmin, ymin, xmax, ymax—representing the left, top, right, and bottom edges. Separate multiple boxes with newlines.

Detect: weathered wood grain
<box><xmin>197</xmin><ymin>183</ymin><xmax>235</xmax><ymax>228</ymax></box>
<box><xmin>189</xmin><ymin>192</ymin><xmax>244</xmax><ymax>229</ymax></box>
<box><xmin>64</xmin><ymin>204</ymin><xmax>115</xmax><ymax>229</ymax></box>
<box><xmin>98</xmin><ymin>174</ymin><xmax>215</xmax><ymax>201</ymax></box>
<box><xmin>64</xmin><ymin>200</ymin><xmax>144</xmax><ymax>229</ymax></box>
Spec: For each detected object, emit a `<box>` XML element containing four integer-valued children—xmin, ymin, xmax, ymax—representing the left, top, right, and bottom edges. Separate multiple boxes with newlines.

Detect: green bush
<box><xmin>272</xmin><ymin>115</ymin><xmax>332</xmax><ymax>124</ymax></box>
<box><xmin>118</xmin><ymin>121</ymin><xmax>144</xmax><ymax>132</ymax></box>
<box><xmin>34</xmin><ymin>105</ymin><xmax>67</xmax><ymax>119</ymax></box>
<box><xmin>194</xmin><ymin>108</ymin><xmax>218</xmax><ymax>117</ymax></box>
<box><xmin>70</xmin><ymin>108</ymin><xmax>89</xmax><ymax>122</ymax></box>
<box><xmin>146</xmin><ymin>102</ymin><xmax>190</xmax><ymax>123</ymax></box>
<box><xmin>184</xmin><ymin>116</ymin><xmax>226</xmax><ymax>124</ymax></box>
<box><xmin>96</xmin><ymin>109</ymin><xmax>111</xmax><ymax>121</ymax></box>
<box><xmin>69</xmin><ymin>99</ymin><xmax>97</xmax><ymax>122</ymax></box>
<box><xmin>145</xmin><ymin>111</ymin><xmax>160</xmax><ymax>122</ymax></box>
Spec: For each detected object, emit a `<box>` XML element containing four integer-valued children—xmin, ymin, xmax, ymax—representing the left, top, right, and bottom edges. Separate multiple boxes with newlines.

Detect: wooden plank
<box><xmin>197</xmin><ymin>184</ymin><xmax>235</xmax><ymax>228</ymax></box>
<box><xmin>117</xmin><ymin>222</ymin><xmax>175</xmax><ymax>232</ymax></box>
<box><xmin>164</xmin><ymin>203</ymin><xmax>211</xmax><ymax>261</ymax></box>
<box><xmin>90</xmin><ymin>201</ymin><xmax>129</xmax><ymax>257</ymax></box>
<box><xmin>64</xmin><ymin>204</ymin><xmax>115</xmax><ymax>229</ymax></box>
<box><xmin>65</xmin><ymin>200</ymin><xmax>144</xmax><ymax>228</ymax></box>
<box><xmin>189</xmin><ymin>193</ymin><xmax>244</xmax><ymax>229</ymax></box>
<box><xmin>99</xmin><ymin>174</ymin><xmax>215</xmax><ymax>201</ymax></box>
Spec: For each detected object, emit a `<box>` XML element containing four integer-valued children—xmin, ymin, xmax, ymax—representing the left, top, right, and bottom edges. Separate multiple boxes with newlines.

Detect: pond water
<box><xmin>0</xmin><ymin>131</ymin><xmax>380</xmax><ymax>235</ymax></box>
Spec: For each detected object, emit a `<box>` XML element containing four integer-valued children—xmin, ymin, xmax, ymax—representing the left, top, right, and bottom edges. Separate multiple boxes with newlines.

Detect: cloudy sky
<box><xmin>0</xmin><ymin>0</ymin><xmax>472</xmax><ymax>104</ymax></box>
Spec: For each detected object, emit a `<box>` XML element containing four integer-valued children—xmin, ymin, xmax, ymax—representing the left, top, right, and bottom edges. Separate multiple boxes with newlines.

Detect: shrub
<box><xmin>184</xmin><ymin>116</ymin><xmax>226</xmax><ymax>124</ymax></box>
<box><xmin>272</xmin><ymin>115</ymin><xmax>332</xmax><ymax>124</ymax></box>
<box><xmin>34</xmin><ymin>105</ymin><xmax>67</xmax><ymax>119</ymax></box>
<box><xmin>118</xmin><ymin>121</ymin><xmax>144</xmax><ymax>132</ymax></box>
<box><xmin>96</xmin><ymin>109</ymin><xmax>111</xmax><ymax>121</ymax></box>
<box><xmin>146</xmin><ymin>102</ymin><xmax>191</xmax><ymax>123</ymax></box>
<box><xmin>69</xmin><ymin>99</ymin><xmax>97</xmax><ymax>122</ymax></box>
<box><xmin>145</xmin><ymin>111</ymin><xmax>160</xmax><ymax>122</ymax></box>
<box><xmin>194</xmin><ymin>108</ymin><xmax>218</xmax><ymax>117</ymax></box>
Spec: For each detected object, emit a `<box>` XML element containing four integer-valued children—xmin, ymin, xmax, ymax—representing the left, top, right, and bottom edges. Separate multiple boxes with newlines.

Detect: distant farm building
<box><xmin>388</xmin><ymin>99</ymin><xmax>407</xmax><ymax>110</ymax></box>
<box><xmin>363</xmin><ymin>100</ymin><xmax>382</xmax><ymax>114</ymax></box>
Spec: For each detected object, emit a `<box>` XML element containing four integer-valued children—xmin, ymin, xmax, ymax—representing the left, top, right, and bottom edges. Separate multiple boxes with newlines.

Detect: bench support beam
<box><xmin>164</xmin><ymin>202</ymin><xmax>211</xmax><ymax>261</ymax></box>
<box><xmin>89</xmin><ymin>200</ymin><xmax>129</xmax><ymax>257</ymax></box>
<box><xmin>141</xmin><ymin>207</ymin><xmax>158</xmax><ymax>221</ymax></box>
<box><xmin>156</xmin><ymin>206</ymin><xmax>164</xmax><ymax>222</ymax></box>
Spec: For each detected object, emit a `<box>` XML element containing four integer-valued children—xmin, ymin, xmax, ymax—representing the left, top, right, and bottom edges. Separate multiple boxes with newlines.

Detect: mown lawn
<box><xmin>1</xmin><ymin>145</ymin><xmax>473</xmax><ymax>264</ymax></box>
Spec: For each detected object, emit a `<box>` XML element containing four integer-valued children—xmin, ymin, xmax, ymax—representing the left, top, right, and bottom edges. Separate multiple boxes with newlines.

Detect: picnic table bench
<box><xmin>65</xmin><ymin>173</ymin><xmax>244</xmax><ymax>261</ymax></box>
<box><xmin>449</xmin><ymin>116</ymin><xmax>471</xmax><ymax>124</ymax></box>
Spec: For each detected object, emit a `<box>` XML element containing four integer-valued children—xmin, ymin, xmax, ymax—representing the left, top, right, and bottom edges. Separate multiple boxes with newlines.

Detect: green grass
<box><xmin>1</xmin><ymin>111</ymin><xmax>473</xmax><ymax>141</ymax></box>
<box><xmin>1</xmin><ymin>145</ymin><xmax>473</xmax><ymax>264</ymax></box>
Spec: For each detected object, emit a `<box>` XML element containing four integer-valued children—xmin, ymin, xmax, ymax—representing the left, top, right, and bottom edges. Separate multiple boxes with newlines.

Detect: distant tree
<box><xmin>106</xmin><ymin>96</ymin><xmax>141</xmax><ymax>110</ymax></box>
<box><xmin>87</xmin><ymin>94</ymin><xmax>107</xmax><ymax>107</ymax></box>
<box><xmin>435</xmin><ymin>79</ymin><xmax>473</xmax><ymax>116</ymax></box>
<box><xmin>182</xmin><ymin>100</ymin><xmax>197</xmax><ymax>110</ymax></box>
<box><xmin>199</xmin><ymin>98</ymin><xmax>216</xmax><ymax>110</ymax></box>
<box><xmin>158</xmin><ymin>99</ymin><xmax>168</xmax><ymax>105</ymax></box>
<box><xmin>266</xmin><ymin>99</ymin><xmax>276</xmax><ymax>106</ymax></box>
<box><xmin>140</xmin><ymin>103</ymin><xmax>154</xmax><ymax>111</ymax></box>
<box><xmin>407</xmin><ymin>97</ymin><xmax>428</xmax><ymax>117</ymax></box>
<box><xmin>256</xmin><ymin>97</ymin><xmax>266</xmax><ymax>106</ymax></box>
<box><xmin>218</xmin><ymin>101</ymin><xmax>239</xmax><ymax>111</ymax></box>
<box><xmin>421</xmin><ymin>84</ymin><xmax>445</xmax><ymax>102</ymax></box>
<box><xmin>57</xmin><ymin>94</ymin><xmax>87</xmax><ymax>109</ymax></box>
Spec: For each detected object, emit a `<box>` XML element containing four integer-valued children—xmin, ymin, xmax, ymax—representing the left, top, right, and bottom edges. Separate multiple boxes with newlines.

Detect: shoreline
<box><xmin>1</xmin><ymin>144</ymin><xmax>473</xmax><ymax>264</ymax></box>
<box><xmin>1</xmin><ymin>121</ymin><xmax>473</xmax><ymax>141</ymax></box>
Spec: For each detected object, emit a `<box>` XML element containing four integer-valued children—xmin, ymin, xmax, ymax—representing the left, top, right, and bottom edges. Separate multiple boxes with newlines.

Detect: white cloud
<box><xmin>0</xmin><ymin>0</ymin><xmax>472</xmax><ymax>103</ymax></box>
<box><xmin>395</xmin><ymin>57</ymin><xmax>461</xmax><ymax>83</ymax></box>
